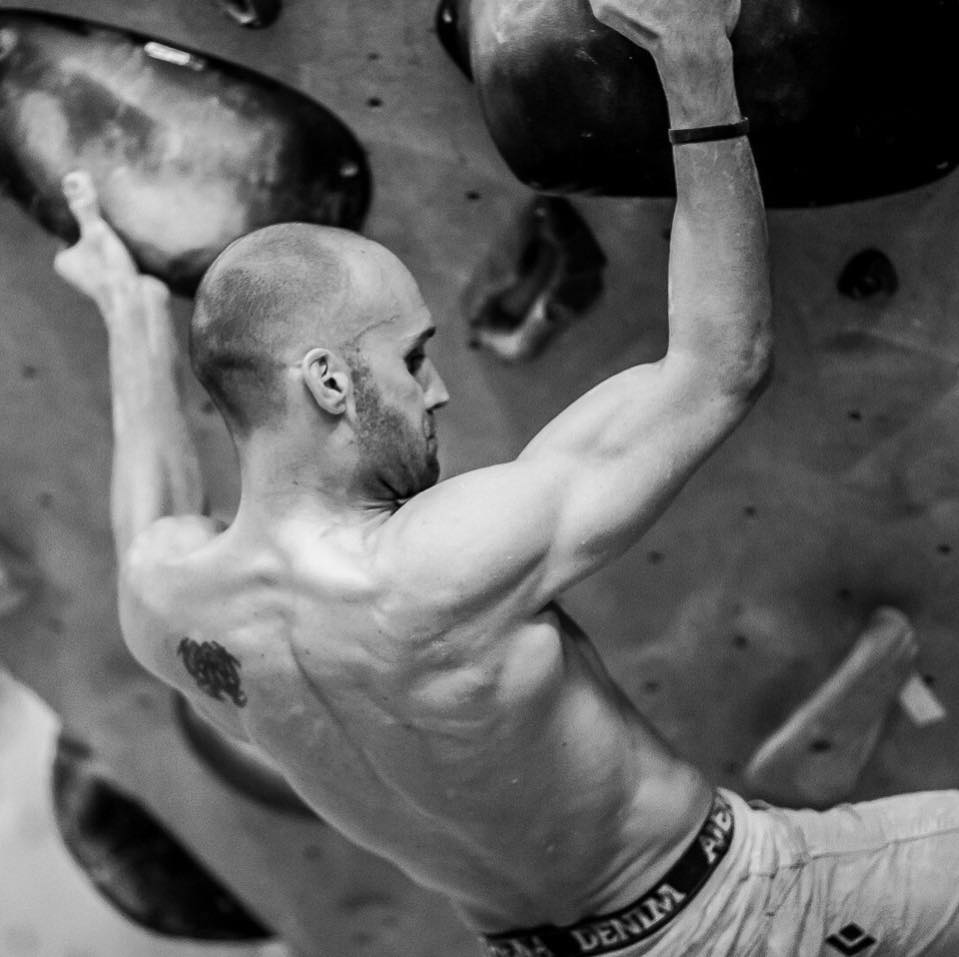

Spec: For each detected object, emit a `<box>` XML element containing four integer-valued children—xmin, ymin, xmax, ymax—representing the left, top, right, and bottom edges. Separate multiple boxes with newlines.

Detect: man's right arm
<box><xmin>384</xmin><ymin>2</ymin><xmax>771</xmax><ymax>623</ymax></box>
<box><xmin>621</xmin><ymin>2</ymin><xmax>772</xmax><ymax>390</ymax></box>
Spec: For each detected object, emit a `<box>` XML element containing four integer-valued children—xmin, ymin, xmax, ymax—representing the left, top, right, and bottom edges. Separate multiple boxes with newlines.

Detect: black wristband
<box><xmin>668</xmin><ymin>118</ymin><xmax>750</xmax><ymax>146</ymax></box>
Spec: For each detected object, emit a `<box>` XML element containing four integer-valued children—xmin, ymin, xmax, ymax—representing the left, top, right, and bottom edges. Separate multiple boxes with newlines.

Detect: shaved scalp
<box><xmin>190</xmin><ymin>223</ymin><xmax>378</xmax><ymax>438</ymax></box>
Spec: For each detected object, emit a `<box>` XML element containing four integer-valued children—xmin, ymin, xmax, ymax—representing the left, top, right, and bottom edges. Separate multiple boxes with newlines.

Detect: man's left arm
<box><xmin>53</xmin><ymin>171</ymin><xmax>205</xmax><ymax>561</ymax></box>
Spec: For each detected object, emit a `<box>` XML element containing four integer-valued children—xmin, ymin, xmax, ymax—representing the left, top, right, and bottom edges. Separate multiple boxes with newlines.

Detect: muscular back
<box><xmin>121</xmin><ymin>513</ymin><xmax>712</xmax><ymax>931</ymax></box>
<box><xmin>57</xmin><ymin>0</ymin><xmax>767</xmax><ymax>935</ymax></box>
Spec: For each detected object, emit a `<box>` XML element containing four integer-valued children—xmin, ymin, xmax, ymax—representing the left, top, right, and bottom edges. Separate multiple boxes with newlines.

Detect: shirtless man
<box><xmin>52</xmin><ymin>0</ymin><xmax>959</xmax><ymax>953</ymax></box>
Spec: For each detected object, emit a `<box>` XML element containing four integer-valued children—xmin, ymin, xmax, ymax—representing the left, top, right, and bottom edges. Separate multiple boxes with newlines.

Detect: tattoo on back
<box><xmin>177</xmin><ymin>638</ymin><xmax>248</xmax><ymax>707</ymax></box>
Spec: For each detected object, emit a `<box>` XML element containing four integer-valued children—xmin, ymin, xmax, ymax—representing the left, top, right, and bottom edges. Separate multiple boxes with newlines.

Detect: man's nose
<box><xmin>425</xmin><ymin>361</ymin><xmax>450</xmax><ymax>410</ymax></box>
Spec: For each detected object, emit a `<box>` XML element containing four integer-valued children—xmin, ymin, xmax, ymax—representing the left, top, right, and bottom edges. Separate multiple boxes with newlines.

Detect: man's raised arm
<box><xmin>611</xmin><ymin>0</ymin><xmax>773</xmax><ymax>391</ymax></box>
<box><xmin>54</xmin><ymin>172</ymin><xmax>205</xmax><ymax>561</ymax></box>
<box><xmin>385</xmin><ymin>0</ymin><xmax>772</xmax><ymax>617</ymax></box>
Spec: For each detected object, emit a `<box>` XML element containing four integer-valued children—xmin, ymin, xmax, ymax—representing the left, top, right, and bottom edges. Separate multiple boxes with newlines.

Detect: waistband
<box><xmin>482</xmin><ymin>790</ymin><xmax>735</xmax><ymax>957</ymax></box>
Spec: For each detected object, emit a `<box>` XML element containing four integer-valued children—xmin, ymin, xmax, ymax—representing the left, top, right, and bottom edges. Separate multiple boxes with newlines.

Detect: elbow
<box><xmin>667</xmin><ymin>305</ymin><xmax>775</xmax><ymax>408</ymax></box>
<box><xmin>737</xmin><ymin>331</ymin><xmax>774</xmax><ymax>405</ymax></box>
<box><xmin>719</xmin><ymin>308</ymin><xmax>774</xmax><ymax>405</ymax></box>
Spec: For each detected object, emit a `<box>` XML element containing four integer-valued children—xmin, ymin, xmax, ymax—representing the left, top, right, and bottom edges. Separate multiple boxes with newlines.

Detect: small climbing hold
<box><xmin>898</xmin><ymin>673</ymin><xmax>947</xmax><ymax>727</ymax></box>
<box><xmin>435</xmin><ymin>0</ymin><xmax>472</xmax><ymax>79</ymax></box>
<box><xmin>462</xmin><ymin>195</ymin><xmax>606</xmax><ymax>362</ymax></box>
<box><xmin>837</xmin><ymin>249</ymin><xmax>899</xmax><ymax>300</ymax></box>
<box><xmin>210</xmin><ymin>0</ymin><xmax>282</xmax><ymax>29</ymax></box>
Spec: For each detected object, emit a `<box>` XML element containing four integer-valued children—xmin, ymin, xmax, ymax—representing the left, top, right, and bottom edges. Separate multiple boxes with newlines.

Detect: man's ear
<box><xmin>301</xmin><ymin>348</ymin><xmax>350</xmax><ymax>415</ymax></box>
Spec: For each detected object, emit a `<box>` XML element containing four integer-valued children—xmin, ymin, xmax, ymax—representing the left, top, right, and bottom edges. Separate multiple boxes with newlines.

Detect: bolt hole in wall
<box><xmin>0</xmin><ymin>10</ymin><xmax>373</xmax><ymax>296</ymax></box>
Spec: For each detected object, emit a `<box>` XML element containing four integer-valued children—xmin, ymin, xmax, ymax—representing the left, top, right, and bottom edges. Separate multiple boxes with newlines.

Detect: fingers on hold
<box><xmin>141</xmin><ymin>275</ymin><xmax>172</xmax><ymax>304</ymax></box>
<box><xmin>61</xmin><ymin>169</ymin><xmax>93</xmax><ymax>197</ymax></box>
<box><xmin>53</xmin><ymin>246</ymin><xmax>80</xmax><ymax>278</ymax></box>
<box><xmin>61</xmin><ymin>170</ymin><xmax>102</xmax><ymax>230</ymax></box>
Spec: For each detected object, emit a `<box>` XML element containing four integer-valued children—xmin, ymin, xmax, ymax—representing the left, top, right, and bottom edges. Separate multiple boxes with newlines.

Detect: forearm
<box><xmin>102</xmin><ymin>279</ymin><xmax>204</xmax><ymax>556</ymax></box>
<box><xmin>658</xmin><ymin>38</ymin><xmax>773</xmax><ymax>395</ymax></box>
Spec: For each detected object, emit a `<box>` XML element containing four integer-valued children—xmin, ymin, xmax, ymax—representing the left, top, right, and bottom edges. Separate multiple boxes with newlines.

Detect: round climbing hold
<box><xmin>435</xmin><ymin>0</ymin><xmax>472</xmax><ymax>79</ymax></box>
<box><xmin>440</xmin><ymin>0</ymin><xmax>959</xmax><ymax>206</ymax></box>
<box><xmin>462</xmin><ymin>195</ymin><xmax>606</xmax><ymax>362</ymax></box>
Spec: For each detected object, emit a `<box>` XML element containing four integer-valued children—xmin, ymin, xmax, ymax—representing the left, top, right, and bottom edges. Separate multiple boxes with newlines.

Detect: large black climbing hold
<box><xmin>0</xmin><ymin>11</ymin><xmax>370</xmax><ymax>295</ymax></box>
<box><xmin>441</xmin><ymin>0</ymin><xmax>959</xmax><ymax>207</ymax></box>
<box><xmin>211</xmin><ymin>0</ymin><xmax>283</xmax><ymax>29</ymax></box>
<box><xmin>463</xmin><ymin>195</ymin><xmax>606</xmax><ymax>362</ymax></box>
<box><xmin>837</xmin><ymin>249</ymin><xmax>899</xmax><ymax>301</ymax></box>
<box><xmin>52</xmin><ymin>732</ymin><xmax>274</xmax><ymax>939</ymax></box>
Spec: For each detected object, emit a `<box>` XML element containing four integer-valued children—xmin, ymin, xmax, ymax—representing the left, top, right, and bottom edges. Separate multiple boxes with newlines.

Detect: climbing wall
<box><xmin>2</xmin><ymin>0</ymin><xmax>959</xmax><ymax>954</ymax></box>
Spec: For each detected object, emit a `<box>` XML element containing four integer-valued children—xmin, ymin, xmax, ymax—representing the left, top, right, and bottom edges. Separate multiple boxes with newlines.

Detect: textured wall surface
<box><xmin>2</xmin><ymin>1</ymin><xmax>959</xmax><ymax>954</ymax></box>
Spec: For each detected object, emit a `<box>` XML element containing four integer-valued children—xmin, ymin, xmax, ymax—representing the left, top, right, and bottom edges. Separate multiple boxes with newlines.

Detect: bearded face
<box><xmin>350</xmin><ymin>355</ymin><xmax>440</xmax><ymax>502</ymax></box>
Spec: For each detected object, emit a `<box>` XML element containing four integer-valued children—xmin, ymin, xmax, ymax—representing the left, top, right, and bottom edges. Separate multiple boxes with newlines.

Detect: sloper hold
<box><xmin>0</xmin><ymin>11</ymin><xmax>370</xmax><ymax>295</ymax></box>
<box><xmin>463</xmin><ymin>195</ymin><xmax>606</xmax><ymax>363</ymax></box>
<box><xmin>52</xmin><ymin>732</ymin><xmax>275</xmax><ymax>939</ymax></box>
<box><xmin>442</xmin><ymin>0</ymin><xmax>959</xmax><ymax>206</ymax></box>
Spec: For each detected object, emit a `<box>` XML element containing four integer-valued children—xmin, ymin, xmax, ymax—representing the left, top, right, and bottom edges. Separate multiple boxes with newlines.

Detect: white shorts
<box><xmin>623</xmin><ymin>788</ymin><xmax>959</xmax><ymax>957</ymax></box>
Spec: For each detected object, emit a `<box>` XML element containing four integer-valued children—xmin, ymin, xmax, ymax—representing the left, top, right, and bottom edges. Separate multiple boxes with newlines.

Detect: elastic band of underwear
<box><xmin>481</xmin><ymin>791</ymin><xmax>734</xmax><ymax>957</ymax></box>
<box><xmin>668</xmin><ymin>118</ymin><xmax>750</xmax><ymax>146</ymax></box>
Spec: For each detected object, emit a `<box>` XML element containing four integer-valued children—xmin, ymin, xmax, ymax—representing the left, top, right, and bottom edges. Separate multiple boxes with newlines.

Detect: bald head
<box><xmin>190</xmin><ymin>222</ymin><xmax>393</xmax><ymax>438</ymax></box>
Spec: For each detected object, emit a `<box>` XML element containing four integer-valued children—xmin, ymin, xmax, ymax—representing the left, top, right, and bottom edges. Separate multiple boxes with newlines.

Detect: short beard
<box><xmin>349</xmin><ymin>355</ymin><xmax>439</xmax><ymax>501</ymax></box>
